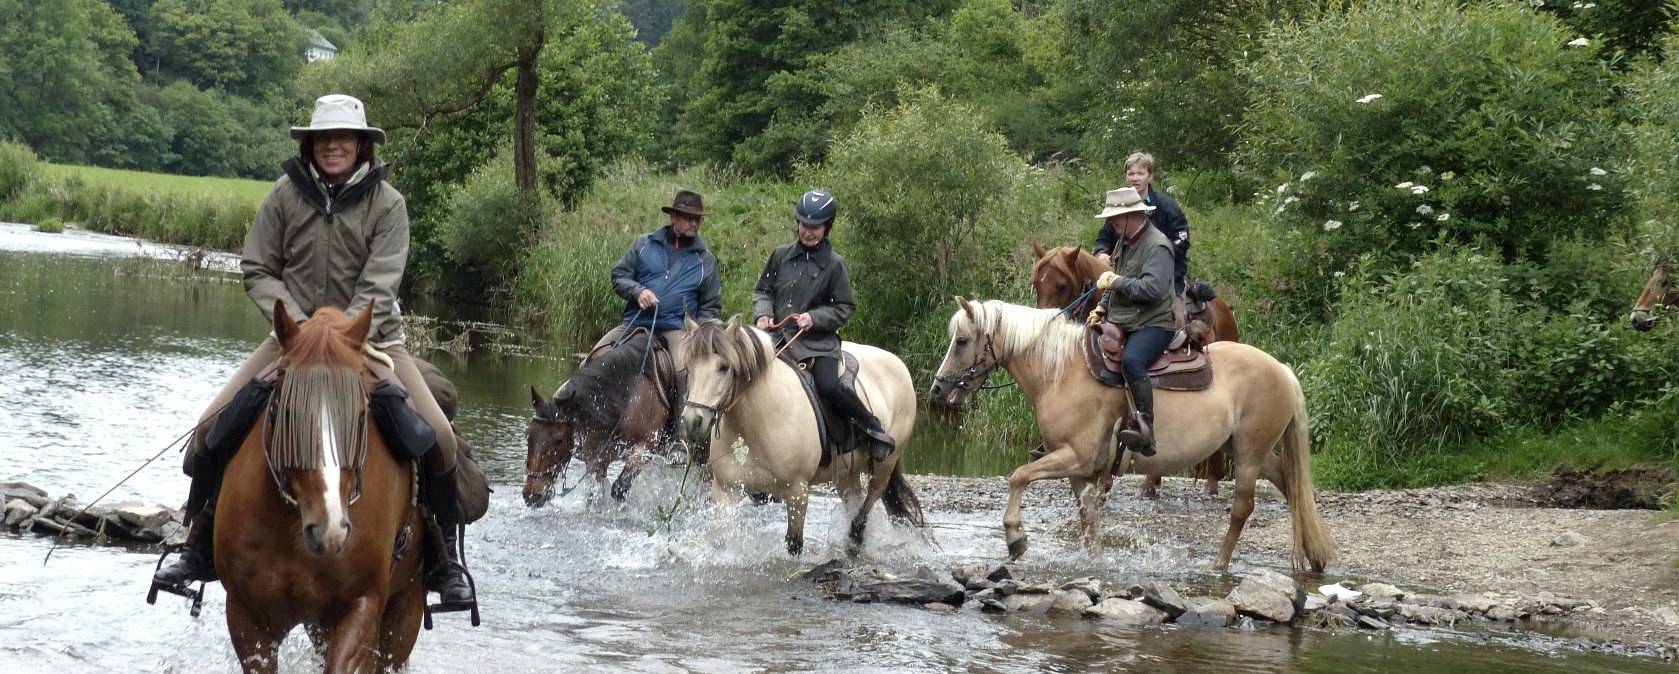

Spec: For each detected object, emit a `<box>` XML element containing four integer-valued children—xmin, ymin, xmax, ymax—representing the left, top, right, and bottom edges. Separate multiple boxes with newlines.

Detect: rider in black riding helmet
<box><xmin>752</xmin><ymin>189</ymin><xmax>896</xmax><ymax>462</ymax></box>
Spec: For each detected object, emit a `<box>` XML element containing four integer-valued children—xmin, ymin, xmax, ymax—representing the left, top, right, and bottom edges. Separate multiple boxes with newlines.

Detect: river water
<box><xmin>0</xmin><ymin>221</ymin><xmax>1668</xmax><ymax>673</ymax></box>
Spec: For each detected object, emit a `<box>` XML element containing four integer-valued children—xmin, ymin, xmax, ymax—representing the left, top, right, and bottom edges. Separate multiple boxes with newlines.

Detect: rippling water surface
<box><xmin>0</xmin><ymin>222</ymin><xmax>1669</xmax><ymax>673</ymax></box>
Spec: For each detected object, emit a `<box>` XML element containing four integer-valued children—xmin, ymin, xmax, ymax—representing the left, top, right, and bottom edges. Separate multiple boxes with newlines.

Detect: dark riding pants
<box><xmin>810</xmin><ymin>356</ymin><xmax>877</xmax><ymax>427</ymax></box>
<box><xmin>1121</xmin><ymin>327</ymin><xmax>1173</xmax><ymax>384</ymax></box>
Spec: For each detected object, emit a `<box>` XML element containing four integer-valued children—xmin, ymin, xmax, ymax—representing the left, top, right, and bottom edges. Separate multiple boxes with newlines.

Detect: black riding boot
<box><xmin>662</xmin><ymin>369</ymin><xmax>692</xmax><ymax>461</ymax></box>
<box><xmin>1117</xmin><ymin>378</ymin><xmax>1157</xmax><ymax>457</ymax></box>
<box><xmin>154</xmin><ymin>451</ymin><xmax>222</xmax><ymax>585</ymax></box>
<box><xmin>424</xmin><ymin>466</ymin><xmax>475</xmax><ymax>607</ymax></box>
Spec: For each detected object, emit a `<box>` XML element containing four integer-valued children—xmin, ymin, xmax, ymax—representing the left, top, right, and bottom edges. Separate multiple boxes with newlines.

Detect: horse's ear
<box><xmin>725</xmin><ymin>314</ymin><xmax>740</xmax><ymax>334</ymax></box>
<box><xmin>348</xmin><ymin>299</ymin><xmax>375</xmax><ymax>344</ymax></box>
<box><xmin>529</xmin><ymin>385</ymin><xmax>545</xmax><ymax>409</ymax></box>
<box><xmin>684</xmin><ymin>314</ymin><xmax>699</xmax><ymax>332</ymax></box>
<box><xmin>956</xmin><ymin>296</ymin><xmax>976</xmax><ymax>318</ymax></box>
<box><xmin>1032</xmin><ymin>240</ymin><xmax>1048</xmax><ymax>259</ymax></box>
<box><xmin>1061</xmin><ymin>246</ymin><xmax>1082</xmax><ymax>269</ymax></box>
<box><xmin>274</xmin><ymin>299</ymin><xmax>300</xmax><ymax>347</ymax></box>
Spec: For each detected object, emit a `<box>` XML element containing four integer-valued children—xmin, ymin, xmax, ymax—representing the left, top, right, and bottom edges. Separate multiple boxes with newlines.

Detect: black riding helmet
<box><xmin>794</xmin><ymin>189</ymin><xmax>837</xmax><ymax>230</ymax></box>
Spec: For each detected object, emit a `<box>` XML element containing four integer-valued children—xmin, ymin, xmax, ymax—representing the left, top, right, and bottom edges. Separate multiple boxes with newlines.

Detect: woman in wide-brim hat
<box><xmin>154</xmin><ymin>94</ymin><xmax>477</xmax><ymax>608</ymax></box>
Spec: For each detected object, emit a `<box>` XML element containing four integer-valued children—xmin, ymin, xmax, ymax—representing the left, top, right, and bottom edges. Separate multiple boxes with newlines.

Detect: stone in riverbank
<box><xmin>1</xmin><ymin>481</ymin><xmax>181</xmax><ymax>544</ymax></box>
<box><xmin>801</xmin><ymin>559</ymin><xmax>1661</xmax><ymax>657</ymax></box>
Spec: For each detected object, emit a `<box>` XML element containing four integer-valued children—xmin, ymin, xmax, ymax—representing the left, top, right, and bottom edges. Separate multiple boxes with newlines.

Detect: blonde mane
<box><xmin>681</xmin><ymin>318</ymin><xmax>772</xmax><ymax>385</ymax></box>
<box><xmin>957</xmin><ymin>300</ymin><xmax>1084</xmax><ymax>384</ymax></box>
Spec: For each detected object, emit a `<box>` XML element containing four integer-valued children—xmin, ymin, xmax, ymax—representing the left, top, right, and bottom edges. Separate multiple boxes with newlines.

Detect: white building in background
<box><xmin>305</xmin><ymin>30</ymin><xmax>338</xmax><ymax>63</ymax></box>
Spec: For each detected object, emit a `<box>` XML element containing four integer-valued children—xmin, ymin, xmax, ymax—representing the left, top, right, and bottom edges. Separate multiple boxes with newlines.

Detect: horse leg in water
<box><xmin>1069</xmin><ymin>475</ymin><xmax>1106</xmax><ymax>553</ymax></box>
<box><xmin>611</xmin><ymin>450</ymin><xmax>652</xmax><ymax>501</ymax></box>
<box><xmin>225</xmin><ymin>598</ymin><xmax>286</xmax><ymax>674</ymax></box>
<box><xmin>1003</xmin><ymin>444</ymin><xmax>1096</xmax><ymax>560</ymax></box>
<box><xmin>784</xmin><ymin>481</ymin><xmax>810</xmax><ymax>556</ymax></box>
<box><xmin>844</xmin><ymin>454</ymin><xmax>892</xmax><ymax>556</ymax></box>
<box><xmin>376</xmin><ymin>547</ymin><xmax>427</xmax><ymax>671</ymax></box>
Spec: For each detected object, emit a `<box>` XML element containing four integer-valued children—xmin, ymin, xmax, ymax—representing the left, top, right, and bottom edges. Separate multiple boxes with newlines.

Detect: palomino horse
<box><xmin>1630</xmin><ymin>257</ymin><xmax>1675</xmax><ymax>331</ymax></box>
<box><xmin>525</xmin><ymin>330</ymin><xmax>672</xmax><ymax>506</ymax></box>
<box><xmin>928</xmin><ymin>298</ymin><xmax>1335</xmax><ymax>572</ymax></box>
<box><xmin>215</xmin><ymin>301</ymin><xmax>427</xmax><ymax>673</ymax></box>
<box><xmin>678</xmin><ymin>316</ymin><xmax>924</xmax><ymax>555</ymax></box>
<box><xmin>1030</xmin><ymin>241</ymin><xmax>1234</xmax><ymax>496</ymax></box>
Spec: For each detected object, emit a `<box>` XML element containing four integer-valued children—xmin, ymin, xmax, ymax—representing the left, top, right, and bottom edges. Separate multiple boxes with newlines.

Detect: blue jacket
<box><xmin>611</xmin><ymin>225</ymin><xmax>721</xmax><ymax>330</ymax></box>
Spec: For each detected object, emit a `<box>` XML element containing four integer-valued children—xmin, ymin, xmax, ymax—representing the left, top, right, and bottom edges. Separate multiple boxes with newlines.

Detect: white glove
<box><xmin>1096</xmin><ymin>271</ymin><xmax>1121</xmax><ymax>290</ymax></box>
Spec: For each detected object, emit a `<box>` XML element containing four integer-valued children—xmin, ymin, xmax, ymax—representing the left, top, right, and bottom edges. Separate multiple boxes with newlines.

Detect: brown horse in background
<box><xmin>1030</xmin><ymin>241</ymin><xmax>1234</xmax><ymax>496</ymax></box>
<box><xmin>1630</xmin><ymin>257</ymin><xmax>1675</xmax><ymax>331</ymax></box>
<box><xmin>524</xmin><ymin>329</ymin><xmax>672</xmax><ymax>506</ymax></box>
<box><xmin>929</xmin><ymin>298</ymin><xmax>1335</xmax><ymax>571</ymax></box>
<box><xmin>214</xmin><ymin>301</ymin><xmax>427</xmax><ymax>673</ymax></box>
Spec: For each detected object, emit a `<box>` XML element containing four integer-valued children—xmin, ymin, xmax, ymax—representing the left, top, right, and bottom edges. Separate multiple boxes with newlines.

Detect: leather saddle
<box><xmin>1082</xmin><ymin>323</ymin><xmax>1213</xmax><ymax>392</ymax></box>
<box><xmin>783</xmin><ymin>351</ymin><xmax>863</xmax><ymax>468</ymax></box>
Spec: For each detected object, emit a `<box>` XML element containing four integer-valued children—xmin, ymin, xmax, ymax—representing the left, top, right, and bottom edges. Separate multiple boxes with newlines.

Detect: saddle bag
<box><xmin>204</xmin><ymin>376</ymin><xmax>274</xmax><ymax>458</ymax></box>
<box><xmin>369</xmin><ymin>379</ymin><xmax>438</xmax><ymax>460</ymax></box>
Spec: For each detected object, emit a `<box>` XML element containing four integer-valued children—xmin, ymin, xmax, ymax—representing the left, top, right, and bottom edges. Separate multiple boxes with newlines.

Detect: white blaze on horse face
<box><xmin>317</xmin><ymin>398</ymin><xmax>349</xmax><ymax>538</ymax></box>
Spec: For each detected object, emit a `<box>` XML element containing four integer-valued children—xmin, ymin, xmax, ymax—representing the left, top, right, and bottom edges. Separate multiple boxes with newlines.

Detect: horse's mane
<box><xmin>956</xmin><ymin>300</ymin><xmax>1084</xmax><ymax>384</ymax></box>
<box><xmin>273</xmin><ymin>306</ymin><xmax>367</xmax><ymax>470</ymax></box>
<box><xmin>567</xmin><ymin>330</ymin><xmax>659</xmax><ymax>422</ymax></box>
<box><xmin>682</xmin><ymin>318</ymin><xmax>770</xmax><ymax>383</ymax></box>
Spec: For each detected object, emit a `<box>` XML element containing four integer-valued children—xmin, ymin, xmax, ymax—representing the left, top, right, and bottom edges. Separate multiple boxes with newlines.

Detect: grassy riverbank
<box><xmin>0</xmin><ymin>141</ymin><xmax>262</xmax><ymax>250</ymax></box>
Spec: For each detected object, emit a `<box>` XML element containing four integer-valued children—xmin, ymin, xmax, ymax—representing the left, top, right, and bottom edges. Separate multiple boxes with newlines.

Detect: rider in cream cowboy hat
<box><xmin>1088</xmin><ymin>185</ymin><xmax>1173</xmax><ymax>457</ymax></box>
<box><xmin>290</xmin><ymin>94</ymin><xmax>387</xmax><ymax>143</ymax></box>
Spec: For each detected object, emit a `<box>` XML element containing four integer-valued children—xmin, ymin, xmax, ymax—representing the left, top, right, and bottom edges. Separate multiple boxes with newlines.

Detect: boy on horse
<box><xmin>589</xmin><ymin>189</ymin><xmax>723</xmax><ymax>453</ymax></box>
<box><xmin>1087</xmin><ymin>186</ymin><xmax>1174</xmax><ymax>457</ymax></box>
<box><xmin>751</xmin><ymin>189</ymin><xmax>896</xmax><ymax>462</ymax></box>
<box><xmin>1095</xmin><ymin>152</ymin><xmax>1191</xmax><ymax>295</ymax></box>
<box><xmin>153</xmin><ymin>95</ymin><xmax>474</xmax><ymax>607</ymax></box>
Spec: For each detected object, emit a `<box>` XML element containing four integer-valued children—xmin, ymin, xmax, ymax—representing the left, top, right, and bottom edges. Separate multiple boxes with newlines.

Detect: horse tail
<box><xmin>882</xmin><ymin>464</ymin><xmax>925</xmax><ymax>528</ymax></box>
<box><xmin>1281</xmin><ymin>367</ymin><xmax>1336</xmax><ymax>572</ymax></box>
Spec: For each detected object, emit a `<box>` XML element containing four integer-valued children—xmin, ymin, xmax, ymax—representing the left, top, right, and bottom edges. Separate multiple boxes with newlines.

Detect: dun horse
<box><xmin>678</xmin><ymin>316</ymin><xmax>924</xmax><ymax>555</ymax></box>
<box><xmin>525</xmin><ymin>330</ymin><xmax>673</xmax><ymax>506</ymax></box>
<box><xmin>928</xmin><ymin>298</ymin><xmax>1335</xmax><ymax>572</ymax></box>
<box><xmin>1630</xmin><ymin>257</ymin><xmax>1675</xmax><ymax>331</ymax></box>
<box><xmin>1030</xmin><ymin>241</ymin><xmax>1234</xmax><ymax>496</ymax></box>
<box><xmin>215</xmin><ymin>302</ymin><xmax>427</xmax><ymax>673</ymax></box>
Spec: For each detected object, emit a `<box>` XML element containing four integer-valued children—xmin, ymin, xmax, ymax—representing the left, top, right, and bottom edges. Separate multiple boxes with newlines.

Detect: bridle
<box><xmin>525</xmin><ymin>410</ymin><xmax>586</xmax><ymax>497</ymax></box>
<box><xmin>683</xmin><ymin>361</ymin><xmax>748</xmax><ymax>443</ymax></box>
<box><xmin>932</xmin><ymin>311</ymin><xmax>1003</xmax><ymax>396</ymax></box>
<box><xmin>262</xmin><ymin>370</ymin><xmax>369</xmax><ymax>509</ymax></box>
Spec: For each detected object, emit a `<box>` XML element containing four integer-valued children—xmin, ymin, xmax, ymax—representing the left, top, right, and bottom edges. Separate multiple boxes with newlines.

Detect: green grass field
<box><xmin>39</xmin><ymin>163</ymin><xmax>272</xmax><ymax>205</ymax></box>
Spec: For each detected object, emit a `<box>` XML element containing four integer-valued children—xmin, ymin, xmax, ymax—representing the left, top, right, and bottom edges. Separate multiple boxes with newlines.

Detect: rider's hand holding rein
<box><xmin>637</xmin><ymin>288</ymin><xmax>660</xmax><ymax>309</ymax></box>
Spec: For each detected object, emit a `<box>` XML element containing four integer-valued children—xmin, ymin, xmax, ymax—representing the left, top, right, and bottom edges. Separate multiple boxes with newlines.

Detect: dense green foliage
<box><xmin>6</xmin><ymin>0</ymin><xmax>1679</xmax><ymax>491</ymax></box>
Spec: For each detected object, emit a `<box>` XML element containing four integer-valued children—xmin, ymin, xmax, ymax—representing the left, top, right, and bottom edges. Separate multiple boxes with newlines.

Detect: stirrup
<box><xmin>1116</xmin><ymin>420</ymin><xmax>1155</xmax><ymax>457</ymax></box>
<box><xmin>146</xmin><ymin>548</ymin><xmax>206</xmax><ymax>618</ymax></box>
<box><xmin>423</xmin><ymin>525</ymin><xmax>481</xmax><ymax>629</ymax></box>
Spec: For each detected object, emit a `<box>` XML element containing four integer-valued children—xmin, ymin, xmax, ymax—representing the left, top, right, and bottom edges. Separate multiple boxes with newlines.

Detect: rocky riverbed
<box><xmin>902</xmin><ymin>472</ymin><xmax>1679</xmax><ymax>658</ymax></box>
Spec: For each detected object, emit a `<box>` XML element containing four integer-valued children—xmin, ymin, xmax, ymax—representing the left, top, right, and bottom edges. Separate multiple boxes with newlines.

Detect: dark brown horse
<box><xmin>524</xmin><ymin>329</ymin><xmax>672</xmax><ymax>506</ymax></box>
<box><xmin>215</xmin><ymin>301</ymin><xmax>427</xmax><ymax>673</ymax></box>
<box><xmin>1630</xmin><ymin>257</ymin><xmax>1675</xmax><ymax>331</ymax></box>
<box><xmin>1030</xmin><ymin>241</ymin><xmax>1234</xmax><ymax>496</ymax></box>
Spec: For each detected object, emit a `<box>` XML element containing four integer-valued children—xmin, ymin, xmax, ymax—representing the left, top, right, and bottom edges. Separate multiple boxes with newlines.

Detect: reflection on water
<box><xmin>0</xmin><ymin>222</ymin><xmax>1670</xmax><ymax>673</ymax></box>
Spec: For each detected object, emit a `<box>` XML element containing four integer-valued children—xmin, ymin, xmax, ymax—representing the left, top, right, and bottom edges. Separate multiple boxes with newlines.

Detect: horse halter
<box><xmin>933</xmin><ymin>314</ymin><xmax>1002</xmax><ymax>394</ymax></box>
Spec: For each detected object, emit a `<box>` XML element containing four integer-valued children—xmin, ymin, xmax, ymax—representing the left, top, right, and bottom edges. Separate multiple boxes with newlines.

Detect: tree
<box><xmin>150</xmin><ymin>0</ymin><xmax>302</xmax><ymax>96</ymax></box>
<box><xmin>0</xmin><ymin>0</ymin><xmax>157</xmax><ymax>165</ymax></box>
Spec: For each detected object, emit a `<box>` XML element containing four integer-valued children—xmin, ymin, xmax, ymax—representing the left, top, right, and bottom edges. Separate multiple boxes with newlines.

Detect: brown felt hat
<box><xmin>660</xmin><ymin>189</ymin><xmax>711</xmax><ymax>217</ymax></box>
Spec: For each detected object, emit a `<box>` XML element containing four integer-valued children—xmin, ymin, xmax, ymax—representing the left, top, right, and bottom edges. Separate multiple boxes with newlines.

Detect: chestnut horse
<box><xmin>524</xmin><ymin>330</ymin><xmax>672</xmax><ymax>506</ymax></box>
<box><xmin>678</xmin><ymin>316</ymin><xmax>924</xmax><ymax>556</ymax></box>
<box><xmin>928</xmin><ymin>298</ymin><xmax>1335</xmax><ymax>572</ymax></box>
<box><xmin>1630</xmin><ymin>257</ymin><xmax>1675</xmax><ymax>331</ymax></box>
<box><xmin>1030</xmin><ymin>241</ymin><xmax>1234</xmax><ymax>496</ymax></box>
<box><xmin>215</xmin><ymin>301</ymin><xmax>427</xmax><ymax>673</ymax></box>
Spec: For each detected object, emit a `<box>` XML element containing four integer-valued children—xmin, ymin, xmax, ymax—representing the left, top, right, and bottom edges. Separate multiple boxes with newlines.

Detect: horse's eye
<box><xmin>717</xmin><ymin>363</ymin><xmax>730</xmax><ymax>373</ymax></box>
<box><xmin>955</xmin><ymin>337</ymin><xmax>970</xmax><ymax>347</ymax></box>
<box><xmin>1056</xmin><ymin>283</ymin><xmax>1068</xmax><ymax>294</ymax></box>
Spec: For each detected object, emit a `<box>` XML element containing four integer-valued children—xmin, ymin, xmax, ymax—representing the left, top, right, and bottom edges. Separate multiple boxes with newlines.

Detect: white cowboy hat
<box><xmin>290</xmin><ymin>94</ymin><xmax>386</xmax><ymax>143</ymax></box>
<box><xmin>1093</xmin><ymin>186</ymin><xmax>1155</xmax><ymax>219</ymax></box>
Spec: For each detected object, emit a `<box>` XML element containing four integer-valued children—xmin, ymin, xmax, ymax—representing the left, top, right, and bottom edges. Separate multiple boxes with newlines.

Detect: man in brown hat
<box><xmin>588</xmin><ymin>189</ymin><xmax>722</xmax><ymax>450</ymax></box>
<box><xmin>1087</xmin><ymin>186</ymin><xmax>1174</xmax><ymax>457</ymax></box>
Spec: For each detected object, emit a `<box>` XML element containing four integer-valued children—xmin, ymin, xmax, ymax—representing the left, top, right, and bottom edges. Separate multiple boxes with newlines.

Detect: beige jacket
<box><xmin>241</xmin><ymin>158</ymin><xmax>409</xmax><ymax>345</ymax></box>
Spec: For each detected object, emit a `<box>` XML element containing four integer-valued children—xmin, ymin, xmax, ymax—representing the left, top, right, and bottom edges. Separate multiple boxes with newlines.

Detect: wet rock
<box><xmin>925</xmin><ymin>602</ymin><xmax>958</xmax><ymax>613</ymax></box>
<box><xmin>1140</xmin><ymin>582</ymin><xmax>1187</xmax><ymax>620</ymax></box>
<box><xmin>1399</xmin><ymin>604</ymin><xmax>1467</xmax><ymax>626</ymax></box>
<box><xmin>1653</xmin><ymin>607</ymin><xmax>1679</xmax><ymax>626</ymax></box>
<box><xmin>1049</xmin><ymin>589</ymin><xmax>1094</xmax><ymax>614</ymax></box>
<box><xmin>4</xmin><ymin>499</ymin><xmax>37</xmax><ymax>526</ymax></box>
<box><xmin>807</xmin><ymin>562</ymin><xmax>967</xmax><ymax>607</ymax></box>
<box><xmin>1227</xmin><ymin>568</ymin><xmax>1304</xmax><ymax>623</ymax></box>
<box><xmin>0</xmin><ymin>482</ymin><xmax>48</xmax><ymax>505</ymax></box>
<box><xmin>1175</xmin><ymin>598</ymin><xmax>1236</xmax><ymax>627</ymax></box>
<box><xmin>1058</xmin><ymin>577</ymin><xmax>1103</xmax><ymax>604</ymax></box>
<box><xmin>1002</xmin><ymin>591</ymin><xmax>1060</xmax><ymax>614</ymax></box>
<box><xmin>1551</xmin><ymin>531</ymin><xmax>1589</xmax><ymax>547</ymax></box>
<box><xmin>1358</xmin><ymin>582</ymin><xmax>1406</xmax><ymax>601</ymax></box>
<box><xmin>1084</xmin><ymin>598</ymin><xmax>1168</xmax><ymax>624</ymax></box>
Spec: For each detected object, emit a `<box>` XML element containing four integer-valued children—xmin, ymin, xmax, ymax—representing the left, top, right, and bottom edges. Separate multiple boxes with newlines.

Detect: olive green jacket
<box><xmin>242</xmin><ymin>157</ymin><xmax>409</xmax><ymax>346</ymax></box>
<box><xmin>1101</xmin><ymin>222</ymin><xmax>1176</xmax><ymax>331</ymax></box>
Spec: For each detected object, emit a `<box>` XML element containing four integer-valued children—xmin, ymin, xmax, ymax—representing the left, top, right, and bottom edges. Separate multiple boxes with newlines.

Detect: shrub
<box><xmin>435</xmin><ymin>148</ymin><xmax>548</xmax><ymax>297</ymax></box>
<box><xmin>1239</xmin><ymin>0</ymin><xmax>1625</xmax><ymax>314</ymax></box>
<box><xmin>33</xmin><ymin>217</ymin><xmax>64</xmax><ymax>233</ymax></box>
<box><xmin>1621</xmin><ymin>33</ymin><xmax>1679</xmax><ymax>260</ymax></box>
<box><xmin>0</xmin><ymin>140</ymin><xmax>39</xmax><ymax>202</ymax></box>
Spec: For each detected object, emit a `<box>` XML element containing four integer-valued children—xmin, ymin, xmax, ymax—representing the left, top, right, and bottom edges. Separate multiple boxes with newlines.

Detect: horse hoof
<box><xmin>1006</xmin><ymin>535</ymin><xmax>1028</xmax><ymax>560</ymax></box>
<box><xmin>786</xmin><ymin>538</ymin><xmax>804</xmax><ymax>557</ymax></box>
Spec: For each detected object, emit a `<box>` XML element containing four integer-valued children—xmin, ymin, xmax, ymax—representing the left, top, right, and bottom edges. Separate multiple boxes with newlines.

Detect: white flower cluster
<box><xmin>1356</xmin><ymin>93</ymin><xmax>1383</xmax><ymax>104</ymax></box>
